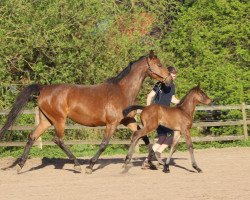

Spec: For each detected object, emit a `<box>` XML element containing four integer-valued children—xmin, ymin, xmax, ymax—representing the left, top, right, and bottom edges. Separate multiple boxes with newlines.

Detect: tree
<box><xmin>162</xmin><ymin>0</ymin><xmax>250</xmax><ymax>104</ymax></box>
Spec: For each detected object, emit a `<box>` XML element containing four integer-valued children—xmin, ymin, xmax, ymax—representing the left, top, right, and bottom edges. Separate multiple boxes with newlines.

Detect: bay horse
<box><xmin>0</xmin><ymin>50</ymin><xmax>172</xmax><ymax>174</ymax></box>
<box><xmin>123</xmin><ymin>85</ymin><xmax>212</xmax><ymax>173</ymax></box>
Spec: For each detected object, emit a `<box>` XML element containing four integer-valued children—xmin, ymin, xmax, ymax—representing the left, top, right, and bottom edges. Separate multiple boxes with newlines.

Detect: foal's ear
<box><xmin>149</xmin><ymin>50</ymin><xmax>156</xmax><ymax>59</ymax></box>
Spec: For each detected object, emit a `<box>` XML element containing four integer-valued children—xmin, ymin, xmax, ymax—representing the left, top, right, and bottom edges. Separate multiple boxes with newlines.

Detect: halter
<box><xmin>146</xmin><ymin>58</ymin><xmax>171</xmax><ymax>83</ymax></box>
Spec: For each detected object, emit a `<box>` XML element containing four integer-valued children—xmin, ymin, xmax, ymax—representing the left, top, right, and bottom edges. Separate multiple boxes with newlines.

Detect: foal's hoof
<box><xmin>85</xmin><ymin>166</ymin><xmax>93</xmax><ymax>174</ymax></box>
<box><xmin>16</xmin><ymin>164</ymin><xmax>22</xmax><ymax>174</ymax></box>
<box><xmin>121</xmin><ymin>163</ymin><xmax>132</xmax><ymax>174</ymax></box>
<box><xmin>193</xmin><ymin>165</ymin><xmax>203</xmax><ymax>173</ymax></box>
<box><xmin>162</xmin><ymin>164</ymin><xmax>170</xmax><ymax>173</ymax></box>
<box><xmin>74</xmin><ymin>165</ymin><xmax>82</xmax><ymax>172</ymax></box>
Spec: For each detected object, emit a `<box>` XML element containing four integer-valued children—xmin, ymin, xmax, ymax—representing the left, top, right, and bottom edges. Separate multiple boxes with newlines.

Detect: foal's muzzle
<box><xmin>208</xmin><ymin>99</ymin><xmax>214</xmax><ymax>106</ymax></box>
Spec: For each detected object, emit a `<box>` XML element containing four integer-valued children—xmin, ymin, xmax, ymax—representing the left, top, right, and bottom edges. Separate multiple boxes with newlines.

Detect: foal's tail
<box><xmin>123</xmin><ymin>105</ymin><xmax>145</xmax><ymax>117</ymax></box>
<box><xmin>0</xmin><ymin>84</ymin><xmax>43</xmax><ymax>139</ymax></box>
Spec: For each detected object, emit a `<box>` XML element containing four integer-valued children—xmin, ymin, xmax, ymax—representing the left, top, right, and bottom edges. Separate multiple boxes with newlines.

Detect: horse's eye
<box><xmin>158</xmin><ymin>64</ymin><xmax>162</xmax><ymax>67</ymax></box>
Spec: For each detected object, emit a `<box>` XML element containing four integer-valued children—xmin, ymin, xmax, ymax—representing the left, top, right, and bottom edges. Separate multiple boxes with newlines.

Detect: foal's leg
<box><xmin>124</xmin><ymin>125</ymin><xmax>155</xmax><ymax>167</ymax></box>
<box><xmin>53</xmin><ymin>120</ymin><xmax>81</xmax><ymax>172</ymax></box>
<box><xmin>124</xmin><ymin>129</ymin><xmax>143</xmax><ymax>166</ymax></box>
<box><xmin>121</xmin><ymin>117</ymin><xmax>151</xmax><ymax>146</ymax></box>
<box><xmin>121</xmin><ymin>117</ymin><xmax>156</xmax><ymax>169</ymax></box>
<box><xmin>85</xmin><ymin>123</ymin><xmax>118</xmax><ymax>174</ymax></box>
<box><xmin>163</xmin><ymin>131</ymin><xmax>181</xmax><ymax>173</ymax></box>
<box><xmin>17</xmin><ymin>111</ymin><xmax>51</xmax><ymax>173</ymax></box>
<box><xmin>184</xmin><ymin>129</ymin><xmax>202</xmax><ymax>173</ymax></box>
<box><xmin>124</xmin><ymin>116</ymin><xmax>158</xmax><ymax>168</ymax></box>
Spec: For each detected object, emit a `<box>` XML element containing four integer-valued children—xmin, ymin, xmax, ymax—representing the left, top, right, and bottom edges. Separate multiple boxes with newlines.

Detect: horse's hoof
<box><xmin>74</xmin><ymin>165</ymin><xmax>82</xmax><ymax>172</ymax></box>
<box><xmin>16</xmin><ymin>165</ymin><xmax>22</xmax><ymax>174</ymax></box>
<box><xmin>85</xmin><ymin>166</ymin><xmax>93</xmax><ymax>174</ymax></box>
<box><xmin>163</xmin><ymin>164</ymin><xmax>170</xmax><ymax>173</ymax></box>
<box><xmin>163</xmin><ymin>168</ymin><xmax>170</xmax><ymax>173</ymax></box>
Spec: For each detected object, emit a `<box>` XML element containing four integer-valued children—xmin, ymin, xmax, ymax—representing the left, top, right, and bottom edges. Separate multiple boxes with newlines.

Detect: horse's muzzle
<box><xmin>163</xmin><ymin>78</ymin><xmax>173</xmax><ymax>86</ymax></box>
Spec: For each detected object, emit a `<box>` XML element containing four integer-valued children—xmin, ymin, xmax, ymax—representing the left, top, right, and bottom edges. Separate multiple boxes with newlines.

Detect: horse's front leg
<box><xmin>163</xmin><ymin>131</ymin><xmax>181</xmax><ymax>173</ymax></box>
<box><xmin>85</xmin><ymin>123</ymin><xmax>117</xmax><ymax>174</ymax></box>
<box><xmin>184</xmin><ymin>129</ymin><xmax>202</xmax><ymax>173</ymax></box>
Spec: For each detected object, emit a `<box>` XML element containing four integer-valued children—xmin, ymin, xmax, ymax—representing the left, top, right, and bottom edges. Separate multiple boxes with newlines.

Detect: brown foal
<box><xmin>123</xmin><ymin>85</ymin><xmax>212</xmax><ymax>173</ymax></box>
<box><xmin>0</xmin><ymin>50</ymin><xmax>172</xmax><ymax>174</ymax></box>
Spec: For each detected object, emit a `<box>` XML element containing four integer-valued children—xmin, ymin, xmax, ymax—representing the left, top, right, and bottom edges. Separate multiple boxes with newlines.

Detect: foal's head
<box><xmin>193</xmin><ymin>85</ymin><xmax>213</xmax><ymax>105</ymax></box>
<box><xmin>146</xmin><ymin>50</ymin><xmax>172</xmax><ymax>84</ymax></box>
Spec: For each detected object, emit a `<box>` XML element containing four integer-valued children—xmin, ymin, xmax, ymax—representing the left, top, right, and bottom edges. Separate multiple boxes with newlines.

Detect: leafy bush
<box><xmin>0</xmin><ymin>0</ymin><xmax>249</xmax><ymax>144</ymax></box>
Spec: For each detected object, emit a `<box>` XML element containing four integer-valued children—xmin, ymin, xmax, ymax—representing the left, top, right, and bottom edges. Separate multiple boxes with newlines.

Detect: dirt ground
<box><xmin>0</xmin><ymin>147</ymin><xmax>250</xmax><ymax>200</ymax></box>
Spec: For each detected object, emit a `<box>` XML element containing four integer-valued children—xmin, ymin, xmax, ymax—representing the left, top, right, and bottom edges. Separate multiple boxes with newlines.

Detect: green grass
<box><xmin>0</xmin><ymin>138</ymin><xmax>250</xmax><ymax>158</ymax></box>
<box><xmin>0</xmin><ymin>144</ymin><xmax>130</xmax><ymax>158</ymax></box>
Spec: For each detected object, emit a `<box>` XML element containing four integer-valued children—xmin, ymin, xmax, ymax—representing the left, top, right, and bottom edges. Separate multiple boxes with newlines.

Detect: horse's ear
<box><xmin>149</xmin><ymin>50</ymin><xmax>156</xmax><ymax>59</ymax></box>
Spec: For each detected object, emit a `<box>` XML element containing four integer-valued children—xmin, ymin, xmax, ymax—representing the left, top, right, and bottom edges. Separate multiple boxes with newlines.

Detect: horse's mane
<box><xmin>176</xmin><ymin>86</ymin><xmax>200</xmax><ymax>107</ymax></box>
<box><xmin>106</xmin><ymin>56</ymin><xmax>146</xmax><ymax>84</ymax></box>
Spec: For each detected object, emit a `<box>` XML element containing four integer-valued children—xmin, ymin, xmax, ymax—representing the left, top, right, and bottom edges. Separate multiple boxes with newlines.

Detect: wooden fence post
<box><xmin>241</xmin><ymin>102</ymin><xmax>248</xmax><ymax>140</ymax></box>
<box><xmin>0</xmin><ymin>104</ymin><xmax>249</xmax><ymax>147</ymax></box>
<box><xmin>35</xmin><ymin>107</ymin><xmax>43</xmax><ymax>149</ymax></box>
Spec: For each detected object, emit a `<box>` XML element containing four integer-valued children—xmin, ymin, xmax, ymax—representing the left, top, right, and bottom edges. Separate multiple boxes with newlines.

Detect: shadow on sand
<box><xmin>1</xmin><ymin>155</ymin><xmax>196</xmax><ymax>174</ymax></box>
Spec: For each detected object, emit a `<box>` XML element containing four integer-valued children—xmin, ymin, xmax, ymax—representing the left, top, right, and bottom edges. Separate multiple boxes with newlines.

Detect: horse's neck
<box><xmin>118</xmin><ymin>60</ymin><xmax>147</xmax><ymax>102</ymax></box>
<box><xmin>179</xmin><ymin>95</ymin><xmax>197</xmax><ymax>117</ymax></box>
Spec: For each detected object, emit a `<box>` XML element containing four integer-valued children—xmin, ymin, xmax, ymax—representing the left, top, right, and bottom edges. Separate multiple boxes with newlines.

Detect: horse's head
<box><xmin>146</xmin><ymin>50</ymin><xmax>172</xmax><ymax>84</ymax></box>
<box><xmin>193</xmin><ymin>85</ymin><xmax>213</xmax><ymax>105</ymax></box>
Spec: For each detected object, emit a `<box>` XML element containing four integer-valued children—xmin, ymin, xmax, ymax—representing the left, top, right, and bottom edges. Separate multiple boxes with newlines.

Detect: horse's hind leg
<box><xmin>85</xmin><ymin>123</ymin><xmax>117</xmax><ymax>174</ymax></box>
<box><xmin>17</xmin><ymin>111</ymin><xmax>51</xmax><ymax>173</ymax></box>
<box><xmin>53</xmin><ymin>121</ymin><xmax>81</xmax><ymax>172</ymax></box>
<box><xmin>163</xmin><ymin>131</ymin><xmax>181</xmax><ymax>173</ymax></box>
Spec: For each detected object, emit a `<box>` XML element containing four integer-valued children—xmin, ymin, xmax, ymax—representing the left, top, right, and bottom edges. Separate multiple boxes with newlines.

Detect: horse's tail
<box><xmin>0</xmin><ymin>84</ymin><xmax>43</xmax><ymax>139</ymax></box>
<box><xmin>123</xmin><ymin>105</ymin><xmax>145</xmax><ymax>117</ymax></box>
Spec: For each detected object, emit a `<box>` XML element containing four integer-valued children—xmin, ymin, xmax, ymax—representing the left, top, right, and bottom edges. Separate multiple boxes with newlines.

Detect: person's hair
<box><xmin>167</xmin><ymin>66</ymin><xmax>177</xmax><ymax>74</ymax></box>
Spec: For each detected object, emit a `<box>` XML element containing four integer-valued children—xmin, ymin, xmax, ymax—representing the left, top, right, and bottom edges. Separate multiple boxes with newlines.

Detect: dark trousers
<box><xmin>156</xmin><ymin>125</ymin><xmax>173</xmax><ymax>145</ymax></box>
